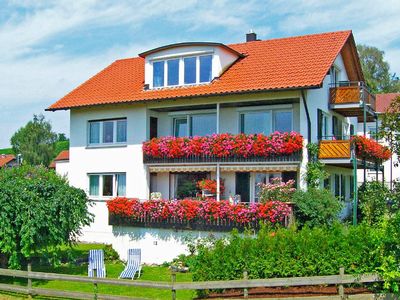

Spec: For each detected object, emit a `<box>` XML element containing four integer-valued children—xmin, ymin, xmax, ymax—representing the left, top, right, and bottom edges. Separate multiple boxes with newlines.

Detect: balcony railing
<box><xmin>144</xmin><ymin>152</ymin><xmax>302</xmax><ymax>164</ymax></box>
<box><xmin>329</xmin><ymin>81</ymin><xmax>376</xmax><ymax>112</ymax></box>
<box><xmin>109</xmin><ymin>213</ymin><xmax>291</xmax><ymax>232</ymax></box>
<box><xmin>318</xmin><ymin>140</ymin><xmax>351</xmax><ymax>160</ymax></box>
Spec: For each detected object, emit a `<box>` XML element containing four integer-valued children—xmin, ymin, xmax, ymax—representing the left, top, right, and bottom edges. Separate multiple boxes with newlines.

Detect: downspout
<box><xmin>300</xmin><ymin>90</ymin><xmax>312</xmax><ymax>144</ymax></box>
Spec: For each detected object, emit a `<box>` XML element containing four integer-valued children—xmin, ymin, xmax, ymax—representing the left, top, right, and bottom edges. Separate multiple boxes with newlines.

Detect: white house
<box><xmin>47</xmin><ymin>30</ymin><xmax>378</xmax><ymax>263</ymax></box>
<box><xmin>357</xmin><ymin>93</ymin><xmax>400</xmax><ymax>188</ymax></box>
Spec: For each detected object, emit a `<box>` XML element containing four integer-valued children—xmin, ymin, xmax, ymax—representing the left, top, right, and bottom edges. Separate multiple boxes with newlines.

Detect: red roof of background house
<box><xmin>48</xmin><ymin>30</ymin><xmax>358</xmax><ymax>111</ymax></box>
<box><xmin>376</xmin><ymin>93</ymin><xmax>400</xmax><ymax>113</ymax></box>
<box><xmin>49</xmin><ymin>150</ymin><xmax>69</xmax><ymax>168</ymax></box>
<box><xmin>0</xmin><ymin>154</ymin><xmax>15</xmax><ymax>167</ymax></box>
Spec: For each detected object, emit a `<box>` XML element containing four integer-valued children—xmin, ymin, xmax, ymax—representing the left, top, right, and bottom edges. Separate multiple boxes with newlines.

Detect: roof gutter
<box><xmin>301</xmin><ymin>89</ymin><xmax>312</xmax><ymax>143</ymax></box>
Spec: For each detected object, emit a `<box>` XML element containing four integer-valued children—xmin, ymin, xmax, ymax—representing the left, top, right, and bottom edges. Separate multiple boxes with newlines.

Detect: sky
<box><xmin>1</xmin><ymin>0</ymin><xmax>400</xmax><ymax>148</ymax></box>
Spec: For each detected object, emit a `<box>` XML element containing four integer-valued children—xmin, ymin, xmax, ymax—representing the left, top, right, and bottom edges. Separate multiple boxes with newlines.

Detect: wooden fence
<box><xmin>0</xmin><ymin>266</ymin><xmax>396</xmax><ymax>300</ymax></box>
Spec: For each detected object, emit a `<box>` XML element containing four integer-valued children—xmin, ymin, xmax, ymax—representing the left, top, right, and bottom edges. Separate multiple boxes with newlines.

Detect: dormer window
<box><xmin>151</xmin><ymin>54</ymin><xmax>213</xmax><ymax>88</ymax></box>
<box><xmin>140</xmin><ymin>42</ymin><xmax>243</xmax><ymax>90</ymax></box>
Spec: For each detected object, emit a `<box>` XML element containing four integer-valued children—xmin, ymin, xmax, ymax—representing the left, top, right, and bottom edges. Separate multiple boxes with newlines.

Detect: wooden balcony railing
<box><xmin>329</xmin><ymin>81</ymin><xmax>376</xmax><ymax>111</ymax></box>
<box><xmin>318</xmin><ymin>140</ymin><xmax>351</xmax><ymax>160</ymax></box>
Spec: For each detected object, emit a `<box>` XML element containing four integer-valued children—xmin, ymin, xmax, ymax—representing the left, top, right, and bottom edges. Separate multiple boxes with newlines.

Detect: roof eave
<box><xmin>45</xmin><ymin>84</ymin><xmax>322</xmax><ymax>112</ymax></box>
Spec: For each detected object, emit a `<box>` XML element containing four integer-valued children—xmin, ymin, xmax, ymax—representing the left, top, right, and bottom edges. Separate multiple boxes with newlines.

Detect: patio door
<box><xmin>235</xmin><ymin>172</ymin><xmax>250</xmax><ymax>203</ymax></box>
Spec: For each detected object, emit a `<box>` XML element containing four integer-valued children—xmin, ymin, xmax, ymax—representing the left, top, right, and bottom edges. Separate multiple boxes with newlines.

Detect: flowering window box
<box><xmin>107</xmin><ymin>198</ymin><xmax>292</xmax><ymax>232</ymax></box>
<box><xmin>351</xmin><ymin>136</ymin><xmax>391</xmax><ymax>162</ymax></box>
<box><xmin>143</xmin><ymin>132</ymin><xmax>303</xmax><ymax>164</ymax></box>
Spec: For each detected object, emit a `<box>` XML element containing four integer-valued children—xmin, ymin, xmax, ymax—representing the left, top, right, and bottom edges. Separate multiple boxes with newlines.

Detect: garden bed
<box><xmin>205</xmin><ymin>285</ymin><xmax>372</xmax><ymax>299</ymax></box>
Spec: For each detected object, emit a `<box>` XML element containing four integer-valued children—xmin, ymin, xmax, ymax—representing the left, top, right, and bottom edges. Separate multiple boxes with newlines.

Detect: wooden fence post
<box><xmin>338</xmin><ymin>267</ymin><xmax>344</xmax><ymax>299</ymax></box>
<box><xmin>171</xmin><ymin>272</ymin><xmax>176</xmax><ymax>300</ymax></box>
<box><xmin>27</xmin><ymin>262</ymin><xmax>32</xmax><ymax>299</ymax></box>
<box><xmin>243</xmin><ymin>271</ymin><xmax>248</xmax><ymax>299</ymax></box>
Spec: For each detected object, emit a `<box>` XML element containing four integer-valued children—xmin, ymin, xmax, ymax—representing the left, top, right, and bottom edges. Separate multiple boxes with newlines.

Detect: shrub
<box><xmin>187</xmin><ymin>223</ymin><xmax>400</xmax><ymax>292</ymax></box>
<box><xmin>292</xmin><ymin>188</ymin><xmax>342</xmax><ymax>227</ymax></box>
<box><xmin>358</xmin><ymin>181</ymin><xmax>390</xmax><ymax>225</ymax></box>
<box><xmin>0</xmin><ymin>165</ymin><xmax>93</xmax><ymax>268</ymax></box>
<box><xmin>258</xmin><ymin>177</ymin><xmax>296</xmax><ymax>203</ymax></box>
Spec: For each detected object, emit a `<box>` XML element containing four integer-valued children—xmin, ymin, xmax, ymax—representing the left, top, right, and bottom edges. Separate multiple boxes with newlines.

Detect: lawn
<box><xmin>0</xmin><ymin>243</ymin><xmax>195</xmax><ymax>300</ymax></box>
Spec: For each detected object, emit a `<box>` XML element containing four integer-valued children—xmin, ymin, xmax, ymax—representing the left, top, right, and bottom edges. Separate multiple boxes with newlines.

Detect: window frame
<box><xmin>239</xmin><ymin>108</ymin><xmax>293</xmax><ymax>135</ymax></box>
<box><xmin>171</xmin><ymin>112</ymin><xmax>217</xmax><ymax>137</ymax></box>
<box><xmin>88</xmin><ymin>173</ymin><xmax>126</xmax><ymax>198</ymax></box>
<box><xmin>151</xmin><ymin>53</ymin><xmax>213</xmax><ymax>88</ymax></box>
<box><xmin>87</xmin><ymin>118</ymin><xmax>127</xmax><ymax>147</ymax></box>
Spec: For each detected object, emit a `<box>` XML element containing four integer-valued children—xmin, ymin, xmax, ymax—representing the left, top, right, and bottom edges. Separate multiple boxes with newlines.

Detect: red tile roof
<box><xmin>376</xmin><ymin>93</ymin><xmax>400</xmax><ymax>113</ymax></box>
<box><xmin>0</xmin><ymin>154</ymin><xmax>15</xmax><ymax>167</ymax></box>
<box><xmin>49</xmin><ymin>150</ymin><xmax>69</xmax><ymax>168</ymax></box>
<box><xmin>48</xmin><ymin>30</ymin><xmax>354</xmax><ymax>111</ymax></box>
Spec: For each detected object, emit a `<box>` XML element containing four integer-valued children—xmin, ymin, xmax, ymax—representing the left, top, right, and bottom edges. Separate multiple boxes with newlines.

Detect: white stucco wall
<box><xmin>55</xmin><ymin>160</ymin><xmax>70</xmax><ymax>178</ymax></box>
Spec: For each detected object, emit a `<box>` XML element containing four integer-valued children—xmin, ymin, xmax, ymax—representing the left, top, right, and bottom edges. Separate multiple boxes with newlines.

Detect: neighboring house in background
<box><xmin>357</xmin><ymin>93</ymin><xmax>400</xmax><ymax>188</ymax></box>
<box><xmin>47</xmin><ymin>30</ymin><xmax>376</xmax><ymax>263</ymax></box>
<box><xmin>49</xmin><ymin>150</ymin><xmax>70</xmax><ymax>177</ymax></box>
<box><xmin>0</xmin><ymin>154</ymin><xmax>17</xmax><ymax>168</ymax></box>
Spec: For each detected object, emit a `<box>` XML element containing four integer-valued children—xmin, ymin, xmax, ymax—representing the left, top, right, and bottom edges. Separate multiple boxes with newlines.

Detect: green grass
<box><xmin>0</xmin><ymin>243</ymin><xmax>195</xmax><ymax>300</ymax></box>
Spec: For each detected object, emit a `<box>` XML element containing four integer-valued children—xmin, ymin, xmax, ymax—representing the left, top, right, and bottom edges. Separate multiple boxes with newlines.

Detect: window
<box><xmin>103</xmin><ymin>121</ymin><xmax>114</xmax><ymax>143</ymax></box>
<box><xmin>317</xmin><ymin>109</ymin><xmax>329</xmax><ymax>140</ymax></box>
<box><xmin>184</xmin><ymin>57</ymin><xmax>196</xmax><ymax>84</ymax></box>
<box><xmin>152</xmin><ymin>54</ymin><xmax>213</xmax><ymax>88</ymax></box>
<box><xmin>330</xmin><ymin>66</ymin><xmax>340</xmax><ymax>86</ymax></box>
<box><xmin>368</xmin><ymin>126</ymin><xmax>377</xmax><ymax>140</ymax></box>
<box><xmin>173</xmin><ymin>114</ymin><xmax>217</xmax><ymax>137</ymax></box>
<box><xmin>200</xmin><ymin>55</ymin><xmax>212</xmax><ymax>83</ymax></box>
<box><xmin>274</xmin><ymin>111</ymin><xmax>293</xmax><ymax>132</ymax></box>
<box><xmin>240</xmin><ymin>109</ymin><xmax>293</xmax><ymax>135</ymax></box>
<box><xmin>334</xmin><ymin>174</ymin><xmax>346</xmax><ymax>201</ymax></box>
<box><xmin>332</xmin><ymin>116</ymin><xmax>343</xmax><ymax>140</ymax></box>
<box><xmin>167</xmin><ymin>59</ymin><xmax>179</xmax><ymax>86</ymax></box>
<box><xmin>153</xmin><ymin>61</ymin><xmax>164</xmax><ymax>87</ymax></box>
<box><xmin>191</xmin><ymin>114</ymin><xmax>216</xmax><ymax>136</ymax></box>
<box><xmin>88</xmin><ymin>173</ymin><xmax>126</xmax><ymax>197</ymax></box>
<box><xmin>173</xmin><ymin>172</ymin><xmax>209</xmax><ymax>199</ymax></box>
<box><xmin>89</xmin><ymin>122</ymin><xmax>100</xmax><ymax>144</ymax></box>
<box><xmin>173</xmin><ymin>118</ymin><xmax>188</xmax><ymax>137</ymax></box>
<box><xmin>254</xmin><ymin>173</ymin><xmax>280</xmax><ymax>202</ymax></box>
<box><xmin>88</xmin><ymin>119</ymin><xmax>127</xmax><ymax>146</ymax></box>
<box><xmin>241</xmin><ymin>112</ymin><xmax>271</xmax><ymax>135</ymax></box>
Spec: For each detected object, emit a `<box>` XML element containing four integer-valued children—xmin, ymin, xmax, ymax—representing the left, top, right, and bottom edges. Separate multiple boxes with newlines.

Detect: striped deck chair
<box><xmin>88</xmin><ymin>249</ymin><xmax>106</xmax><ymax>278</ymax></box>
<box><xmin>119</xmin><ymin>249</ymin><xmax>142</xmax><ymax>279</ymax></box>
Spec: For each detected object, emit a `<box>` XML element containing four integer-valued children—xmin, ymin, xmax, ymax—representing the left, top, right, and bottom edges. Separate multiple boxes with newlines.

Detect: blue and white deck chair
<box><xmin>88</xmin><ymin>249</ymin><xmax>106</xmax><ymax>278</ymax></box>
<box><xmin>119</xmin><ymin>249</ymin><xmax>142</xmax><ymax>279</ymax></box>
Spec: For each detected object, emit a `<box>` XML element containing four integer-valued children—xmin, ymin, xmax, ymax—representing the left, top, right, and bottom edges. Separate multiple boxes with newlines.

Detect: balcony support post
<box><xmin>375</xmin><ymin>116</ymin><xmax>379</xmax><ymax>182</ymax></box>
<box><xmin>363</xmin><ymin>99</ymin><xmax>367</xmax><ymax>183</ymax></box>
<box><xmin>216</xmin><ymin>163</ymin><xmax>221</xmax><ymax>202</ymax></box>
<box><xmin>352</xmin><ymin>150</ymin><xmax>358</xmax><ymax>226</ymax></box>
<box><xmin>216</xmin><ymin>103</ymin><xmax>220</xmax><ymax>134</ymax></box>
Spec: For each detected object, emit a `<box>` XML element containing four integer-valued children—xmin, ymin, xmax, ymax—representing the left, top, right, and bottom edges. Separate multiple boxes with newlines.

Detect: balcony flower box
<box><xmin>142</xmin><ymin>132</ymin><xmax>303</xmax><ymax>163</ymax></box>
<box><xmin>107</xmin><ymin>198</ymin><xmax>292</xmax><ymax>232</ymax></box>
<box><xmin>351</xmin><ymin>136</ymin><xmax>391</xmax><ymax>162</ymax></box>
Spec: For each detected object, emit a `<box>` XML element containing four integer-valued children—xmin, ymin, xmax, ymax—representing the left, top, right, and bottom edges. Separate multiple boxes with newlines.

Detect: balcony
<box><xmin>142</xmin><ymin>132</ymin><xmax>303</xmax><ymax>165</ymax></box>
<box><xmin>318</xmin><ymin>136</ymin><xmax>391</xmax><ymax>169</ymax></box>
<box><xmin>329</xmin><ymin>81</ymin><xmax>376</xmax><ymax>121</ymax></box>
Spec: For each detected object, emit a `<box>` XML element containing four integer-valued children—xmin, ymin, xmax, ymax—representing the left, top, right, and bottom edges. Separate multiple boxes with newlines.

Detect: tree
<box><xmin>0</xmin><ymin>165</ymin><xmax>93</xmax><ymax>268</ymax></box>
<box><xmin>11</xmin><ymin>114</ymin><xmax>57</xmax><ymax>166</ymax></box>
<box><xmin>379</xmin><ymin>95</ymin><xmax>400</xmax><ymax>164</ymax></box>
<box><xmin>357</xmin><ymin>44</ymin><xmax>400</xmax><ymax>93</ymax></box>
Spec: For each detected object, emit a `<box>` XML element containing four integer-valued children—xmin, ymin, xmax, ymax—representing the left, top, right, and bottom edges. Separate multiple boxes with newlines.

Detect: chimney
<box><xmin>246</xmin><ymin>30</ymin><xmax>257</xmax><ymax>42</ymax></box>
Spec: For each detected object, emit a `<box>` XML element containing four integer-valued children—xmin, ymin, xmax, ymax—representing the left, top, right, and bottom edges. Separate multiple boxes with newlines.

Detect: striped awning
<box><xmin>220</xmin><ymin>165</ymin><xmax>298</xmax><ymax>172</ymax></box>
<box><xmin>148</xmin><ymin>165</ymin><xmax>217</xmax><ymax>173</ymax></box>
<box><xmin>149</xmin><ymin>164</ymin><xmax>298</xmax><ymax>173</ymax></box>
